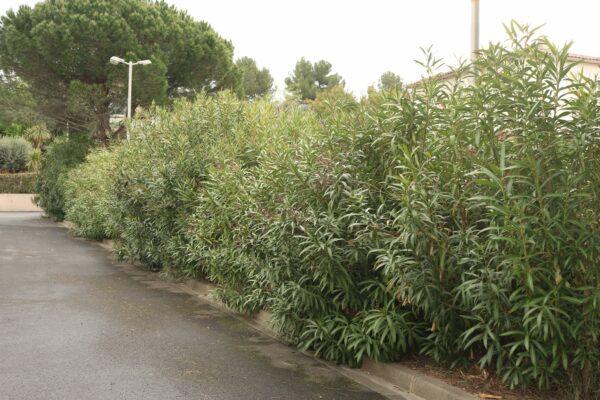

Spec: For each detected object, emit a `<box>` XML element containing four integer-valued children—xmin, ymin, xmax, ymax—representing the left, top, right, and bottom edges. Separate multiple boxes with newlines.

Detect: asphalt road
<box><xmin>0</xmin><ymin>213</ymin><xmax>409</xmax><ymax>400</ymax></box>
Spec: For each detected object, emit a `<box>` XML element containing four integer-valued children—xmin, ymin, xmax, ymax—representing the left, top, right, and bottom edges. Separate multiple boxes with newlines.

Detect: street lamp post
<box><xmin>109</xmin><ymin>56</ymin><xmax>152</xmax><ymax>139</ymax></box>
<box><xmin>470</xmin><ymin>0</ymin><xmax>480</xmax><ymax>61</ymax></box>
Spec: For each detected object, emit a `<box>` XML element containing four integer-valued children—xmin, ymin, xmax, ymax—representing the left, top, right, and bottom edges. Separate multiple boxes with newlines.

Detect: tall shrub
<box><xmin>344</xmin><ymin>25</ymin><xmax>600</xmax><ymax>393</ymax></box>
<box><xmin>110</xmin><ymin>93</ymin><xmax>274</xmax><ymax>270</ymax></box>
<box><xmin>34</xmin><ymin>134</ymin><xmax>91</xmax><ymax>220</ymax></box>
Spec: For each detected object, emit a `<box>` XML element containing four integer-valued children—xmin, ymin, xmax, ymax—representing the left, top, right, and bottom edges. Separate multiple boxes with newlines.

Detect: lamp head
<box><xmin>137</xmin><ymin>60</ymin><xmax>152</xmax><ymax>65</ymax></box>
<box><xmin>110</xmin><ymin>56</ymin><xmax>125</xmax><ymax>65</ymax></box>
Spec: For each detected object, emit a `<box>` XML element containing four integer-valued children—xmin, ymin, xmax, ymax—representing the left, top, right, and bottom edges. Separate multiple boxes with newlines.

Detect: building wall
<box><xmin>572</xmin><ymin>61</ymin><xmax>600</xmax><ymax>79</ymax></box>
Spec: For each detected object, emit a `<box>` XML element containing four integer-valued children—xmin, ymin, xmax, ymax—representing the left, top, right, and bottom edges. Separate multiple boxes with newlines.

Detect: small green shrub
<box><xmin>24</xmin><ymin>124</ymin><xmax>52</xmax><ymax>149</ymax></box>
<box><xmin>0</xmin><ymin>137</ymin><xmax>32</xmax><ymax>172</ymax></box>
<box><xmin>0</xmin><ymin>172</ymin><xmax>37</xmax><ymax>193</ymax></box>
<box><xmin>27</xmin><ymin>148</ymin><xmax>42</xmax><ymax>171</ymax></box>
<box><xmin>34</xmin><ymin>134</ymin><xmax>91</xmax><ymax>220</ymax></box>
<box><xmin>0</xmin><ymin>122</ymin><xmax>27</xmax><ymax>137</ymax></box>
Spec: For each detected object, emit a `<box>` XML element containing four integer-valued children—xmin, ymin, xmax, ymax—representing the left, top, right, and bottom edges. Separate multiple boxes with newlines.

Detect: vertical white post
<box><xmin>127</xmin><ymin>61</ymin><xmax>133</xmax><ymax>140</ymax></box>
<box><xmin>470</xmin><ymin>0</ymin><xmax>480</xmax><ymax>62</ymax></box>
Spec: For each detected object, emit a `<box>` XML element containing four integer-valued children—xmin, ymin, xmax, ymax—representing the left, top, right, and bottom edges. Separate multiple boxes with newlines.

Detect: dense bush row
<box><xmin>34</xmin><ymin>134</ymin><xmax>91</xmax><ymax>220</ymax></box>
<box><xmin>0</xmin><ymin>172</ymin><xmax>37</xmax><ymax>193</ymax></box>
<box><xmin>56</xmin><ymin>30</ymin><xmax>599</xmax><ymax>398</ymax></box>
<box><xmin>0</xmin><ymin>137</ymin><xmax>31</xmax><ymax>172</ymax></box>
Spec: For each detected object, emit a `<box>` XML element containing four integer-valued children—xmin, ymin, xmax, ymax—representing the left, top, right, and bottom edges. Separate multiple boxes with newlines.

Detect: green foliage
<box><xmin>34</xmin><ymin>134</ymin><xmax>91</xmax><ymax>220</ymax></box>
<box><xmin>108</xmin><ymin>92</ymin><xmax>274</xmax><ymax>270</ymax></box>
<box><xmin>377</xmin><ymin>71</ymin><xmax>403</xmax><ymax>92</ymax></box>
<box><xmin>236</xmin><ymin>57</ymin><xmax>274</xmax><ymax>99</ymax></box>
<box><xmin>0</xmin><ymin>73</ymin><xmax>43</xmax><ymax>130</ymax></box>
<box><xmin>0</xmin><ymin>0</ymin><xmax>241</xmax><ymax>138</ymax></box>
<box><xmin>307</xmin><ymin>85</ymin><xmax>357</xmax><ymax>117</ymax></box>
<box><xmin>62</xmin><ymin>25</ymin><xmax>600</xmax><ymax>398</ymax></box>
<box><xmin>285</xmin><ymin>58</ymin><xmax>344</xmax><ymax>101</ymax></box>
<box><xmin>0</xmin><ymin>172</ymin><xmax>36</xmax><ymax>193</ymax></box>
<box><xmin>64</xmin><ymin>149</ymin><xmax>120</xmax><ymax>240</ymax></box>
<box><xmin>0</xmin><ymin>122</ymin><xmax>26</xmax><ymax>138</ymax></box>
<box><xmin>27</xmin><ymin>148</ymin><xmax>42</xmax><ymax>171</ymax></box>
<box><xmin>0</xmin><ymin>137</ymin><xmax>32</xmax><ymax>172</ymax></box>
<box><xmin>24</xmin><ymin>124</ymin><xmax>51</xmax><ymax>149</ymax></box>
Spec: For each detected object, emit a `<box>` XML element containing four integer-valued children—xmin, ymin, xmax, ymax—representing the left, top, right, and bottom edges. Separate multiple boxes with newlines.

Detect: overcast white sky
<box><xmin>1</xmin><ymin>0</ymin><xmax>599</xmax><ymax>97</ymax></box>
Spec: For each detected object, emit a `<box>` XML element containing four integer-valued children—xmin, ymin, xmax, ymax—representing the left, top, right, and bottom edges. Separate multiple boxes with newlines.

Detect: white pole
<box><xmin>127</xmin><ymin>62</ymin><xmax>133</xmax><ymax>119</ymax></box>
<box><xmin>470</xmin><ymin>0</ymin><xmax>480</xmax><ymax>62</ymax></box>
<box><xmin>127</xmin><ymin>61</ymin><xmax>133</xmax><ymax>140</ymax></box>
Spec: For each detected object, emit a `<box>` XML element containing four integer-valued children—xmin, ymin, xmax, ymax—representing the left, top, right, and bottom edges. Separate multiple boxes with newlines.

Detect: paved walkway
<box><xmin>0</xmin><ymin>213</ymin><xmax>406</xmax><ymax>400</ymax></box>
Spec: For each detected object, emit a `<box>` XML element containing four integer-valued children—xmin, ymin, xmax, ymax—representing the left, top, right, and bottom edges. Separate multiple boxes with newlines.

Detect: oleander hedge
<box><xmin>53</xmin><ymin>27</ymin><xmax>599</xmax><ymax>399</ymax></box>
<box><xmin>0</xmin><ymin>172</ymin><xmax>37</xmax><ymax>193</ymax></box>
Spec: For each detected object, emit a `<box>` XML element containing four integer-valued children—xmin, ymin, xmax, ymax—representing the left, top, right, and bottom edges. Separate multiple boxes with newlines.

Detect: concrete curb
<box><xmin>360</xmin><ymin>359</ymin><xmax>477</xmax><ymax>400</ymax></box>
<box><xmin>59</xmin><ymin>229</ymin><xmax>477</xmax><ymax>400</ymax></box>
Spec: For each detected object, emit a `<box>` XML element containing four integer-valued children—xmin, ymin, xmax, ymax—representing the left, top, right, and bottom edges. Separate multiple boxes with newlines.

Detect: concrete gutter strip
<box><xmin>361</xmin><ymin>359</ymin><xmax>477</xmax><ymax>400</ymax></box>
<box><xmin>65</xmin><ymin>234</ymin><xmax>477</xmax><ymax>400</ymax></box>
<box><xmin>0</xmin><ymin>194</ymin><xmax>41</xmax><ymax>212</ymax></box>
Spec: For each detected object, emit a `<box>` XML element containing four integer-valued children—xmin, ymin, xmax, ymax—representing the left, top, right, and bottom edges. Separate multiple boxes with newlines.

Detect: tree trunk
<box><xmin>93</xmin><ymin>91</ymin><xmax>113</xmax><ymax>144</ymax></box>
